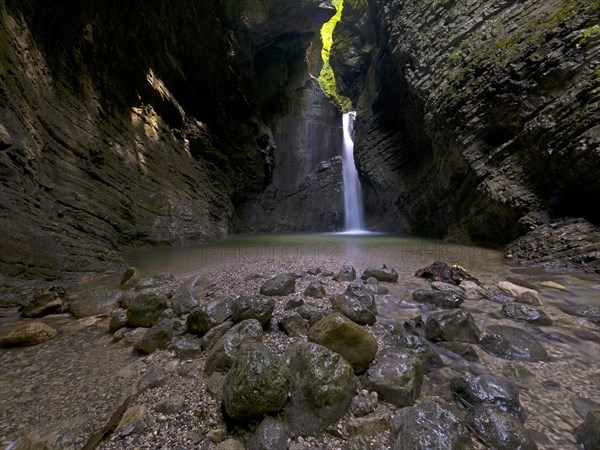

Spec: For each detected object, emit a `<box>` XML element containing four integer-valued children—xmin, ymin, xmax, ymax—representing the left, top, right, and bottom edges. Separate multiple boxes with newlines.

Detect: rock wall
<box><xmin>237</xmin><ymin>79</ymin><xmax>344</xmax><ymax>232</ymax></box>
<box><xmin>331</xmin><ymin>0</ymin><xmax>600</xmax><ymax>269</ymax></box>
<box><xmin>0</xmin><ymin>0</ymin><xmax>342</xmax><ymax>279</ymax></box>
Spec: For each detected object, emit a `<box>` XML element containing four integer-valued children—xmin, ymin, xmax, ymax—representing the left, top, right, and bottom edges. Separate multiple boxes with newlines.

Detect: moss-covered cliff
<box><xmin>331</xmin><ymin>0</ymin><xmax>600</xmax><ymax>270</ymax></box>
<box><xmin>0</xmin><ymin>0</ymin><xmax>341</xmax><ymax>278</ymax></box>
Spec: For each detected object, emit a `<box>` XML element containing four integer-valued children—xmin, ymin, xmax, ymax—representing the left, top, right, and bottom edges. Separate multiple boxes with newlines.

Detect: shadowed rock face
<box><xmin>331</xmin><ymin>0</ymin><xmax>600</xmax><ymax>269</ymax></box>
<box><xmin>0</xmin><ymin>0</ymin><xmax>343</xmax><ymax>277</ymax></box>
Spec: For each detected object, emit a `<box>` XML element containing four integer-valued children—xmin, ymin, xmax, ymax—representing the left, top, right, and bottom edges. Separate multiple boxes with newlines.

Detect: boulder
<box><xmin>466</xmin><ymin>404</ymin><xmax>538</xmax><ymax>450</ymax></box>
<box><xmin>200</xmin><ymin>319</ymin><xmax>235</xmax><ymax>351</ymax></box>
<box><xmin>516</xmin><ymin>292</ymin><xmax>542</xmax><ymax>306</ymax></box>
<box><xmin>280</xmin><ymin>313</ymin><xmax>308</xmax><ymax>337</ymax></box>
<box><xmin>223</xmin><ymin>343</ymin><xmax>291</xmax><ymax>420</ymax></box>
<box><xmin>120</xmin><ymin>267</ymin><xmax>143</xmax><ymax>289</ymax></box>
<box><xmin>401</xmin><ymin>334</ymin><xmax>444</xmax><ymax>373</ymax></box>
<box><xmin>155</xmin><ymin>395</ymin><xmax>186</xmax><ymax>415</ymax></box>
<box><xmin>361</xmin><ymin>266</ymin><xmax>398</xmax><ymax>282</ymax></box>
<box><xmin>22</xmin><ymin>290</ymin><xmax>64</xmax><ymax>318</ymax></box>
<box><xmin>249</xmin><ymin>416</ymin><xmax>287</xmax><ymax>450</ymax></box>
<box><xmin>169</xmin><ymin>335</ymin><xmax>202</xmax><ymax>359</ymax></box>
<box><xmin>331</xmin><ymin>284</ymin><xmax>377</xmax><ymax>325</ymax></box>
<box><xmin>134</xmin><ymin>272</ymin><xmax>175</xmax><ymax>291</ymax></box>
<box><xmin>414</xmin><ymin>261</ymin><xmax>478</xmax><ymax>285</ymax></box>
<box><xmin>68</xmin><ymin>289</ymin><xmax>122</xmax><ymax>318</ymax></box>
<box><xmin>450</xmin><ymin>374</ymin><xmax>522</xmax><ymax>420</ymax></box>
<box><xmin>171</xmin><ymin>292</ymin><xmax>199</xmax><ymax>316</ymax></box>
<box><xmin>425</xmin><ymin>310</ymin><xmax>481</xmax><ymax>343</ymax></box>
<box><xmin>575</xmin><ymin>408</ymin><xmax>600</xmax><ymax>450</ymax></box>
<box><xmin>308</xmin><ymin>313</ymin><xmax>378</xmax><ymax>373</ymax></box>
<box><xmin>187</xmin><ymin>298</ymin><xmax>234</xmax><ymax>335</ymax></box>
<box><xmin>391</xmin><ymin>402</ymin><xmax>473</xmax><ymax>450</ymax></box>
<box><xmin>109</xmin><ymin>308</ymin><xmax>128</xmax><ymax>332</ymax></box>
<box><xmin>460</xmin><ymin>280</ymin><xmax>486</xmax><ymax>299</ymax></box>
<box><xmin>501</xmin><ymin>304</ymin><xmax>552</xmax><ymax>326</ymax></box>
<box><xmin>559</xmin><ymin>303</ymin><xmax>600</xmax><ymax>324</ymax></box>
<box><xmin>285</xmin><ymin>342</ymin><xmax>357</xmax><ymax>436</ymax></box>
<box><xmin>437</xmin><ymin>342</ymin><xmax>479</xmax><ymax>362</ymax></box>
<box><xmin>260</xmin><ymin>274</ymin><xmax>296</xmax><ymax>296</ymax></box>
<box><xmin>232</xmin><ymin>295</ymin><xmax>274</xmax><ymax>326</ymax></box>
<box><xmin>480</xmin><ymin>324</ymin><xmax>549</xmax><ymax>362</ymax></box>
<box><xmin>333</xmin><ymin>266</ymin><xmax>356</xmax><ymax>282</ymax></box>
<box><xmin>126</xmin><ymin>293</ymin><xmax>168</xmax><ymax>327</ymax></box>
<box><xmin>204</xmin><ymin>319</ymin><xmax>263</xmax><ymax>375</ymax></box>
<box><xmin>412</xmin><ymin>289</ymin><xmax>464</xmax><ymax>308</ymax></box>
<box><xmin>304</xmin><ymin>282</ymin><xmax>326</xmax><ymax>298</ymax></box>
<box><xmin>431</xmin><ymin>281</ymin><xmax>464</xmax><ymax>296</ymax></box>
<box><xmin>134</xmin><ymin>319</ymin><xmax>174</xmax><ymax>354</ymax></box>
<box><xmin>296</xmin><ymin>306</ymin><xmax>331</xmax><ymax>327</ymax></box>
<box><xmin>363</xmin><ymin>277</ymin><xmax>389</xmax><ymax>295</ymax></box>
<box><xmin>363</xmin><ymin>347</ymin><xmax>423</xmax><ymax>407</ymax></box>
<box><xmin>0</xmin><ymin>322</ymin><xmax>58</xmax><ymax>347</ymax></box>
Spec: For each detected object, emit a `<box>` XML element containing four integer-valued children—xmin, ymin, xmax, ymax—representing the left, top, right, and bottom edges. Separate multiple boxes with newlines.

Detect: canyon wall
<box><xmin>332</xmin><ymin>0</ymin><xmax>600</xmax><ymax>270</ymax></box>
<box><xmin>0</xmin><ymin>0</ymin><xmax>343</xmax><ymax>279</ymax></box>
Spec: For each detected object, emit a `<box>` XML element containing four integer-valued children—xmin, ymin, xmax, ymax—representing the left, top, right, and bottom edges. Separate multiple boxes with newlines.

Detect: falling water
<box><xmin>342</xmin><ymin>112</ymin><xmax>366</xmax><ymax>231</ymax></box>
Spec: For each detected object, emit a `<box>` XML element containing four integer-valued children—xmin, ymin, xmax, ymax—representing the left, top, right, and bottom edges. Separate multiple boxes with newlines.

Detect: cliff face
<box><xmin>332</xmin><ymin>0</ymin><xmax>600</xmax><ymax>270</ymax></box>
<box><xmin>0</xmin><ymin>0</ymin><xmax>342</xmax><ymax>278</ymax></box>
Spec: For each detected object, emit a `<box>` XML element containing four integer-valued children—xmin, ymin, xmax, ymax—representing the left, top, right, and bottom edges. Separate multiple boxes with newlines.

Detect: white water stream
<box><xmin>342</xmin><ymin>112</ymin><xmax>366</xmax><ymax>232</ymax></box>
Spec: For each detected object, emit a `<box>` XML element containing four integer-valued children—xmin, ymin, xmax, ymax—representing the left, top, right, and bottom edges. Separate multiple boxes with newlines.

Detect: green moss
<box><xmin>317</xmin><ymin>0</ymin><xmax>352</xmax><ymax>111</ymax></box>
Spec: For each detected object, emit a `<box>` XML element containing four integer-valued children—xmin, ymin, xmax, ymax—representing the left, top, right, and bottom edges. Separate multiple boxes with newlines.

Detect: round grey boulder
<box><xmin>412</xmin><ymin>289</ymin><xmax>464</xmax><ymax>308</ymax></box>
<box><xmin>134</xmin><ymin>318</ymin><xmax>174</xmax><ymax>354</ymax></box>
<box><xmin>501</xmin><ymin>304</ymin><xmax>552</xmax><ymax>326</ymax></box>
<box><xmin>361</xmin><ymin>267</ymin><xmax>398</xmax><ymax>282</ymax></box>
<box><xmin>187</xmin><ymin>298</ymin><xmax>233</xmax><ymax>336</ymax></box>
<box><xmin>450</xmin><ymin>374</ymin><xmax>522</xmax><ymax>420</ymax></box>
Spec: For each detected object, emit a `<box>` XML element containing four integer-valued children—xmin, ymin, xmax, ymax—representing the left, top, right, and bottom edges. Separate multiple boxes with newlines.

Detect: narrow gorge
<box><xmin>0</xmin><ymin>1</ymin><xmax>599</xmax><ymax>449</ymax></box>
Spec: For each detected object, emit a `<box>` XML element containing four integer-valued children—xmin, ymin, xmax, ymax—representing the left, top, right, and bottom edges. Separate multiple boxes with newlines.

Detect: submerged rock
<box><xmin>412</xmin><ymin>289</ymin><xmax>464</xmax><ymax>308</ymax></box>
<box><xmin>223</xmin><ymin>343</ymin><xmax>290</xmax><ymax>420</ymax></box>
<box><xmin>466</xmin><ymin>404</ymin><xmax>537</xmax><ymax>450</ymax></box>
<box><xmin>487</xmin><ymin>289</ymin><xmax>515</xmax><ymax>304</ymax></box>
<box><xmin>308</xmin><ymin>312</ymin><xmax>378</xmax><ymax>373</ymax></box>
<box><xmin>363</xmin><ymin>347</ymin><xmax>423</xmax><ymax>407</ymax></box>
<box><xmin>69</xmin><ymin>289</ymin><xmax>122</xmax><ymax>318</ymax></box>
<box><xmin>260</xmin><ymin>274</ymin><xmax>296</xmax><ymax>296</ymax></box>
<box><xmin>401</xmin><ymin>334</ymin><xmax>444</xmax><ymax>373</ymax></box>
<box><xmin>480</xmin><ymin>324</ymin><xmax>549</xmax><ymax>362</ymax></box>
<box><xmin>0</xmin><ymin>322</ymin><xmax>58</xmax><ymax>347</ymax></box>
<box><xmin>451</xmin><ymin>374</ymin><xmax>522</xmax><ymax>420</ymax></box>
<box><xmin>425</xmin><ymin>309</ymin><xmax>481</xmax><ymax>343</ymax></box>
<box><xmin>501</xmin><ymin>304</ymin><xmax>552</xmax><ymax>326</ymax></box>
<box><xmin>285</xmin><ymin>342</ymin><xmax>356</xmax><ymax>436</ymax></box>
<box><xmin>390</xmin><ymin>402</ymin><xmax>473</xmax><ymax>449</ymax></box>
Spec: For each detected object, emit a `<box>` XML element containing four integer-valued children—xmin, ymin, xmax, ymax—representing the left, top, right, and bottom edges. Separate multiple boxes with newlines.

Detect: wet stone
<box><xmin>260</xmin><ymin>273</ymin><xmax>296</xmax><ymax>296</ymax></box>
<box><xmin>466</xmin><ymin>404</ymin><xmax>538</xmax><ymax>450</ymax></box>
<box><xmin>333</xmin><ymin>266</ymin><xmax>357</xmax><ymax>282</ymax></box>
<box><xmin>361</xmin><ymin>266</ymin><xmax>398</xmax><ymax>282</ymax></box>
<box><xmin>480</xmin><ymin>324</ymin><xmax>549</xmax><ymax>362</ymax></box>
<box><xmin>391</xmin><ymin>402</ymin><xmax>473</xmax><ymax>449</ymax></box>
<box><xmin>487</xmin><ymin>289</ymin><xmax>515</xmax><ymax>304</ymax></box>
<box><xmin>501</xmin><ymin>304</ymin><xmax>552</xmax><ymax>326</ymax></box>
<box><xmin>412</xmin><ymin>289</ymin><xmax>464</xmax><ymax>308</ymax></box>
<box><xmin>450</xmin><ymin>374</ymin><xmax>522</xmax><ymax>420</ymax></box>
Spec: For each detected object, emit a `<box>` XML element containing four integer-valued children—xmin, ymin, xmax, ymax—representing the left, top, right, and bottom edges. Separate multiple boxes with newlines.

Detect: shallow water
<box><xmin>1</xmin><ymin>233</ymin><xmax>598</xmax><ymax>449</ymax></box>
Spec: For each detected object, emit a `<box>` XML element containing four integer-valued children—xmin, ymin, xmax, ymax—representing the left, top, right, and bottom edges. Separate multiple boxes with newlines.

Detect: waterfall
<box><xmin>342</xmin><ymin>112</ymin><xmax>366</xmax><ymax>231</ymax></box>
